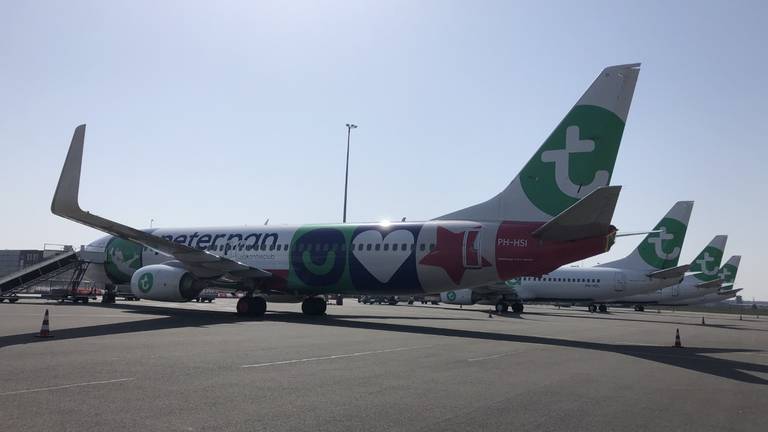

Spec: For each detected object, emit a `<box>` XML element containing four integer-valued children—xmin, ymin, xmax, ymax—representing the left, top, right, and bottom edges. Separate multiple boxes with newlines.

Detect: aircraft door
<box><xmin>671</xmin><ymin>283</ymin><xmax>679</xmax><ymax>297</ymax></box>
<box><xmin>614</xmin><ymin>272</ymin><xmax>626</xmax><ymax>292</ymax></box>
<box><xmin>462</xmin><ymin>229</ymin><xmax>482</xmax><ymax>269</ymax></box>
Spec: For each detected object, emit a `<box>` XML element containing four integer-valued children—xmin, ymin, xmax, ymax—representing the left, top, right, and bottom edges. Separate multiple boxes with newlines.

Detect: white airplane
<box><xmin>612</xmin><ymin>249</ymin><xmax>735</xmax><ymax>310</ymax></box>
<box><xmin>674</xmin><ymin>288</ymin><xmax>742</xmax><ymax>306</ymax></box>
<box><xmin>51</xmin><ymin>64</ymin><xmax>641</xmax><ymax>316</ymax></box>
<box><xmin>440</xmin><ymin>201</ymin><xmax>694</xmax><ymax>312</ymax></box>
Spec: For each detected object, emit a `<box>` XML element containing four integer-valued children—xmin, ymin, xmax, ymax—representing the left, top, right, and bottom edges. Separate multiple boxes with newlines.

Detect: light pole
<box><xmin>343</xmin><ymin>123</ymin><xmax>357</xmax><ymax>223</ymax></box>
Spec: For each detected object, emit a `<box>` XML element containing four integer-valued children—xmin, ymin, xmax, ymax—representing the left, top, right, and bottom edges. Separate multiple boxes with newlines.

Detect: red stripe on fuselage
<box><xmin>495</xmin><ymin>222</ymin><xmax>614</xmax><ymax>280</ymax></box>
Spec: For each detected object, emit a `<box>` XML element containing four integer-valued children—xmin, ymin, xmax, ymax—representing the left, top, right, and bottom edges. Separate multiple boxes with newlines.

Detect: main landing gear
<box><xmin>633</xmin><ymin>305</ymin><xmax>645</xmax><ymax>312</ymax></box>
<box><xmin>589</xmin><ymin>304</ymin><xmax>608</xmax><ymax>313</ymax></box>
<box><xmin>494</xmin><ymin>302</ymin><xmax>524</xmax><ymax>314</ymax></box>
<box><xmin>301</xmin><ymin>297</ymin><xmax>327</xmax><ymax>316</ymax></box>
<box><xmin>236</xmin><ymin>296</ymin><xmax>267</xmax><ymax>317</ymax></box>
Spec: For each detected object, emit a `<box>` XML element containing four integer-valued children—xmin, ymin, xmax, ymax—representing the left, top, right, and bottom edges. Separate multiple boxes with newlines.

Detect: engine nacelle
<box><xmin>130</xmin><ymin>264</ymin><xmax>207</xmax><ymax>301</ymax></box>
<box><xmin>440</xmin><ymin>288</ymin><xmax>478</xmax><ymax>305</ymax></box>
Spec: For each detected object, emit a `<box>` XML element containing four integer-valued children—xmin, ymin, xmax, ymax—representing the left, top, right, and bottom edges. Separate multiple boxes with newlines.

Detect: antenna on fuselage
<box><xmin>264</xmin><ymin>218</ymin><xmax>269</xmax><ymax>226</ymax></box>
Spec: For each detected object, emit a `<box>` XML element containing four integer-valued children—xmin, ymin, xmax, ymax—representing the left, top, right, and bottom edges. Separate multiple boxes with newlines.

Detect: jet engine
<box><xmin>440</xmin><ymin>288</ymin><xmax>479</xmax><ymax>305</ymax></box>
<box><xmin>130</xmin><ymin>264</ymin><xmax>207</xmax><ymax>301</ymax></box>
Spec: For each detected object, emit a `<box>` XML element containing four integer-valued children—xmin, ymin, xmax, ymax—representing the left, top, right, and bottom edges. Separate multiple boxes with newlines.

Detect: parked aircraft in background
<box><xmin>662</xmin><ymin>255</ymin><xmax>741</xmax><ymax>307</ymax></box>
<box><xmin>52</xmin><ymin>64</ymin><xmax>641</xmax><ymax>316</ymax></box>
<box><xmin>441</xmin><ymin>201</ymin><xmax>694</xmax><ymax>312</ymax></box>
<box><xmin>613</xmin><ymin>247</ymin><xmax>734</xmax><ymax>310</ymax></box>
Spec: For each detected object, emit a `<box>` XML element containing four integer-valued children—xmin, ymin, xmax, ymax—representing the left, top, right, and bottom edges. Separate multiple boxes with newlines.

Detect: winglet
<box><xmin>531</xmin><ymin>185</ymin><xmax>621</xmax><ymax>241</ymax></box>
<box><xmin>51</xmin><ymin>124</ymin><xmax>86</xmax><ymax>217</ymax></box>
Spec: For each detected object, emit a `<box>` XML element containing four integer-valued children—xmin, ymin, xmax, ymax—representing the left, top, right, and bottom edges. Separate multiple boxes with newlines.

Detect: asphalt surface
<box><xmin>1</xmin><ymin>298</ymin><xmax>767</xmax><ymax>432</ymax></box>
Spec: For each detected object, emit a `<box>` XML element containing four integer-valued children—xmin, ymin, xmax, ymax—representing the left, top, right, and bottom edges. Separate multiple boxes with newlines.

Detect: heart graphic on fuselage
<box><xmin>352</xmin><ymin>230</ymin><xmax>415</xmax><ymax>283</ymax></box>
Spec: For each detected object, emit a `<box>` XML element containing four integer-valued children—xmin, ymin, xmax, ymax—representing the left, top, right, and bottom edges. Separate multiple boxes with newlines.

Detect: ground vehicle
<box><xmin>359</xmin><ymin>295</ymin><xmax>399</xmax><ymax>305</ymax></box>
<box><xmin>195</xmin><ymin>289</ymin><xmax>217</xmax><ymax>303</ymax></box>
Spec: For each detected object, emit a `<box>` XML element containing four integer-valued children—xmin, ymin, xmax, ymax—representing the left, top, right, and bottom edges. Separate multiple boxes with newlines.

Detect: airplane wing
<box><xmin>695</xmin><ymin>278</ymin><xmax>722</xmax><ymax>289</ymax></box>
<box><xmin>51</xmin><ymin>125</ymin><xmax>272</xmax><ymax>280</ymax></box>
<box><xmin>531</xmin><ymin>186</ymin><xmax>621</xmax><ymax>242</ymax></box>
<box><xmin>646</xmin><ymin>264</ymin><xmax>689</xmax><ymax>280</ymax></box>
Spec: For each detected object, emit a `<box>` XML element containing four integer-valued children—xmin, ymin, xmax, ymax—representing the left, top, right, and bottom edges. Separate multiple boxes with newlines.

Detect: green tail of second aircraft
<box><xmin>601</xmin><ymin>201</ymin><xmax>694</xmax><ymax>271</ymax></box>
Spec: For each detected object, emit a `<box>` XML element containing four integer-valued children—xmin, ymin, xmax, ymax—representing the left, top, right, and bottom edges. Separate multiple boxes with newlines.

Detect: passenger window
<box><xmin>375</xmin><ymin>244</ymin><xmax>381</xmax><ymax>251</ymax></box>
<box><xmin>366</xmin><ymin>244</ymin><xmax>372</xmax><ymax>251</ymax></box>
<box><xmin>383</xmin><ymin>244</ymin><xmax>389</xmax><ymax>251</ymax></box>
<box><xmin>429</xmin><ymin>244</ymin><xmax>435</xmax><ymax>251</ymax></box>
<box><xmin>392</xmin><ymin>244</ymin><xmax>398</xmax><ymax>251</ymax></box>
<box><xmin>420</xmin><ymin>244</ymin><xmax>426</xmax><ymax>251</ymax></box>
<box><xmin>269</xmin><ymin>244</ymin><xmax>275</xmax><ymax>251</ymax></box>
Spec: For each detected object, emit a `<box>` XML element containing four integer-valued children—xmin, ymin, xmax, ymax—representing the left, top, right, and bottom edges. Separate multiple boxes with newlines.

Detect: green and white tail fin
<box><xmin>717</xmin><ymin>255</ymin><xmax>741</xmax><ymax>290</ymax></box>
<box><xmin>690</xmin><ymin>235</ymin><xmax>728</xmax><ymax>283</ymax></box>
<box><xmin>435</xmin><ymin>63</ymin><xmax>640</xmax><ymax>222</ymax></box>
<box><xmin>599</xmin><ymin>201</ymin><xmax>694</xmax><ymax>271</ymax></box>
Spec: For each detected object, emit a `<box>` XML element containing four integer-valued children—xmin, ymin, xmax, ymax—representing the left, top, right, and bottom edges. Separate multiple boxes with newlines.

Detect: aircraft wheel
<box><xmin>301</xmin><ymin>297</ymin><xmax>327</xmax><ymax>316</ymax></box>
<box><xmin>638</xmin><ymin>305</ymin><xmax>645</xmax><ymax>312</ymax></box>
<box><xmin>495</xmin><ymin>302</ymin><xmax>505</xmax><ymax>313</ymax></box>
<box><xmin>250</xmin><ymin>297</ymin><xmax>267</xmax><ymax>316</ymax></box>
<box><xmin>598</xmin><ymin>304</ymin><xmax>607</xmax><ymax>313</ymax></box>
<box><xmin>511</xmin><ymin>303</ymin><xmax>524</xmax><ymax>313</ymax></box>
<box><xmin>237</xmin><ymin>297</ymin><xmax>267</xmax><ymax>317</ymax></box>
<box><xmin>588</xmin><ymin>304</ymin><xmax>597</xmax><ymax>313</ymax></box>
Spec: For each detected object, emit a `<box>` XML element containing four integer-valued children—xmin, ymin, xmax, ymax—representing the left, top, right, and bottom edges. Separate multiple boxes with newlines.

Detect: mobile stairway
<box><xmin>0</xmin><ymin>250</ymin><xmax>92</xmax><ymax>303</ymax></box>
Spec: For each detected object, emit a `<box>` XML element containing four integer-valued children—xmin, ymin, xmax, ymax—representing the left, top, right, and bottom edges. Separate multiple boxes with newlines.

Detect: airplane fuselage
<box><xmin>508</xmin><ymin>266</ymin><xmax>678</xmax><ymax>303</ymax></box>
<box><xmin>87</xmin><ymin>220</ymin><xmax>615</xmax><ymax>296</ymax></box>
<box><xmin>609</xmin><ymin>273</ymin><xmax>716</xmax><ymax>305</ymax></box>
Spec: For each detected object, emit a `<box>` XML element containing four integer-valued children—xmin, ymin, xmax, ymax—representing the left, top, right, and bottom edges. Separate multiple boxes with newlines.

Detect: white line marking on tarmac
<box><xmin>241</xmin><ymin>346</ymin><xmax>429</xmax><ymax>368</ymax></box>
<box><xmin>0</xmin><ymin>378</ymin><xmax>135</xmax><ymax>396</ymax></box>
<box><xmin>467</xmin><ymin>352</ymin><xmax>512</xmax><ymax>362</ymax></box>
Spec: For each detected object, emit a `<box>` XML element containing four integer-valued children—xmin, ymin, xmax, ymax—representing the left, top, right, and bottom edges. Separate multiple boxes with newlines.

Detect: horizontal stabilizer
<box><xmin>647</xmin><ymin>264</ymin><xmax>689</xmax><ymax>279</ymax></box>
<box><xmin>718</xmin><ymin>288</ymin><xmax>741</xmax><ymax>296</ymax></box>
<box><xmin>531</xmin><ymin>186</ymin><xmax>621</xmax><ymax>242</ymax></box>
<box><xmin>719</xmin><ymin>283</ymin><xmax>734</xmax><ymax>291</ymax></box>
<box><xmin>695</xmin><ymin>278</ymin><xmax>722</xmax><ymax>289</ymax></box>
<box><xmin>615</xmin><ymin>230</ymin><xmax>661</xmax><ymax>238</ymax></box>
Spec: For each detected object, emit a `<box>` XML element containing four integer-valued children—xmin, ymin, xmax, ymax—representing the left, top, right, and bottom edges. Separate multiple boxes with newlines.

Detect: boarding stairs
<box><xmin>0</xmin><ymin>250</ymin><xmax>82</xmax><ymax>297</ymax></box>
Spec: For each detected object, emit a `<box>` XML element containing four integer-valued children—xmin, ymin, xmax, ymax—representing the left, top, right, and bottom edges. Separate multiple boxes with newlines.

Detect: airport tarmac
<box><xmin>1</xmin><ymin>299</ymin><xmax>767</xmax><ymax>432</ymax></box>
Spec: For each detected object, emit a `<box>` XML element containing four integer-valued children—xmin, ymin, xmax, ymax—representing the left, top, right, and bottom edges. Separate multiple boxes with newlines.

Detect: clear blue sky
<box><xmin>1</xmin><ymin>1</ymin><xmax>766</xmax><ymax>299</ymax></box>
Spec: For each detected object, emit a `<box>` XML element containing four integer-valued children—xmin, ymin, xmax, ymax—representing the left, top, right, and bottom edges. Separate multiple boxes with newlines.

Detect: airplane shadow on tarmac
<box><xmin>518</xmin><ymin>310</ymin><xmax>768</xmax><ymax>333</ymax></box>
<box><xmin>1</xmin><ymin>303</ymin><xmax>767</xmax><ymax>385</ymax></box>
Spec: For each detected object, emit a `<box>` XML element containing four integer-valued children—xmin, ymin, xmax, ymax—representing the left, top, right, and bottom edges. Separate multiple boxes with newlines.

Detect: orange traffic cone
<box><xmin>674</xmin><ymin>328</ymin><xmax>682</xmax><ymax>348</ymax></box>
<box><xmin>36</xmin><ymin>309</ymin><xmax>53</xmax><ymax>338</ymax></box>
